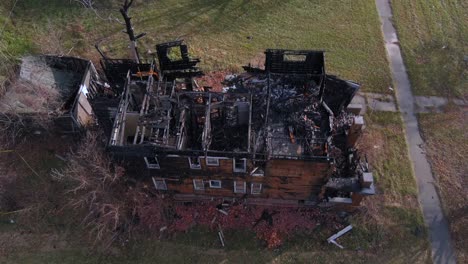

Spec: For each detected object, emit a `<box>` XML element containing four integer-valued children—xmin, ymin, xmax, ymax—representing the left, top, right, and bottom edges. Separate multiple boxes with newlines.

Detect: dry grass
<box><xmin>34</xmin><ymin>20</ymin><xmax>67</xmax><ymax>56</ymax></box>
<box><xmin>0</xmin><ymin>133</ymin><xmax>71</xmax><ymax>232</ymax></box>
<box><xmin>0</xmin><ymin>111</ymin><xmax>433</xmax><ymax>264</ymax></box>
<box><xmin>52</xmin><ymin>131</ymin><xmax>139</xmax><ymax>245</ymax></box>
<box><xmin>352</xmin><ymin>111</ymin><xmax>431</xmax><ymax>263</ymax></box>
<box><xmin>0</xmin><ymin>79</ymin><xmax>62</xmax><ymax>114</ymax></box>
<box><xmin>419</xmin><ymin>107</ymin><xmax>468</xmax><ymax>262</ymax></box>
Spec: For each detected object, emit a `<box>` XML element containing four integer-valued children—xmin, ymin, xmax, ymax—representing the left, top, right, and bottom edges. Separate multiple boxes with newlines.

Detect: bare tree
<box><xmin>72</xmin><ymin>0</ymin><xmax>95</xmax><ymax>9</ymax></box>
<box><xmin>52</xmin><ymin>131</ymin><xmax>145</xmax><ymax>244</ymax></box>
<box><xmin>71</xmin><ymin>0</ymin><xmax>119</xmax><ymax>23</ymax></box>
<box><xmin>120</xmin><ymin>0</ymin><xmax>146</xmax><ymax>63</ymax></box>
<box><xmin>77</xmin><ymin>0</ymin><xmax>147</xmax><ymax>62</ymax></box>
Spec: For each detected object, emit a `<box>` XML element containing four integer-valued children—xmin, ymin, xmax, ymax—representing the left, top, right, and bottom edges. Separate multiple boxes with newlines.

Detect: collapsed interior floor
<box><xmin>108</xmin><ymin>49</ymin><xmax>365</xmax><ymax>163</ymax></box>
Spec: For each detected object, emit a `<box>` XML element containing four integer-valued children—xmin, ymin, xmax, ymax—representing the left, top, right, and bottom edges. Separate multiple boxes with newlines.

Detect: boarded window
<box><xmin>251</xmin><ymin>183</ymin><xmax>262</xmax><ymax>194</ymax></box>
<box><xmin>234</xmin><ymin>181</ymin><xmax>246</xmax><ymax>193</ymax></box>
<box><xmin>193</xmin><ymin>179</ymin><xmax>204</xmax><ymax>190</ymax></box>
<box><xmin>233</xmin><ymin>158</ymin><xmax>246</xmax><ymax>173</ymax></box>
<box><xmin>152</xmin><ymin>177</ymin><xmax>167</xmax><ymax>190</ymax></box>
<box><xmin>189</xmin><ymin>157</ymin><xmax>201</xmax><ymax>169</ymax></box>
<box><xmin>209</xmin><ymin>180</ymin><xmax>222</xmax><ymax>188</ymax></box>
<box><xmin>144</xmin><ymin>157</ymin><xmax>160</xmax><ymax>169</ymax></box>
<box><xmin>206</xmin><ymin>157</ymin><xmax>220</xmax><ymax>166</ymax></box>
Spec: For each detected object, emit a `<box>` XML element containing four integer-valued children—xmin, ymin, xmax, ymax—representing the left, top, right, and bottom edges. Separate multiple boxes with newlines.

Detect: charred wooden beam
<box><xmin>264</xmin><ymin>71</ymin><xmax>272</xmax><ymax>158</ymax></box>
<box><xmin>155</xmin><ymin>40</ymin><xmax>203</xmax><ymax>79</ymax></box>
<box><xmin>133</xmin><ymin>64</ymin><xmax>154</xmax><ymax>144</ymax></box>
<box><xmin>109</xmin><ymin>71</ymin><xmax>131</xmax><ymax>146</ymax></box>
<box><xmin>346</xmin><ymin>116</ymin><xmax>364</xmax><ymax>148</ymax></box>
<box><xmin>95</xmin><ymin>42</ymin><xmax>108</xmax><ymax>61</ymax></box>
<box><xmin>247</xmin><ymin>93</ymin><xmax>253</xmax><ymax>153</ymax></box>
<box><xmin>202</xmin><ymin>93</ymin><xmax>212</xmax><ymax>151</ymax></box>
<box><xmin>176</xmin><ymin>108</ymin><xmax>187</xmax><ymax>150</ymax></box>
<box><xmin>163</xmin><ymin>81</ymin><xmax>176</xmax><ymax>145</ymax></box>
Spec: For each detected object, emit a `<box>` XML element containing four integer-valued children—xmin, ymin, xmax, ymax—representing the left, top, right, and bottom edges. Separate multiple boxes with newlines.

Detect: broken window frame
<box><xmin>193</xmin><ymin>179</ymin><xmax>204</xmax><ymax>190</ymax></box>
<box><xmin>233</xmin><ymin>158</ymin><xmax>247</xmax><ymax>173</ymax></box>
<box><xmin>152</xmin><ymin>177</ymin><xmax>167</xmax><ymax>190</ymax></box>
<box><xmin>205</xmin><ymin>157</ymin><xmax>220</xmax><ymax>167</ymax></box>
<box><xmin>209</xmin><ymin>180</ymin><xmax>222</xmax><ymax>189</ymax></box>
<box><xmin>234</xmin><ymin>181</ymin><xmax>246</xmax><ymax>194</ymax></box>
<box><xmin>283</xmin><ymin>54</ymin><xmax>307</xmax><ymax>62</ymax></box>
<box><xmin>188</xmin><ymin>157</ymin><xmax>202</xmax><ymax>170</ymax></box>
<box><xmin>251</xmin><ymin>183</ymin><xmax>262</xmax><ymax>195</ymax></box>
<box><xmin>250</xmin><ymin>167</ymin><xmax>265</xmax><ymax>177</ymax></box>
<box><xmin>144</xmin><ymin>156</ymin><xmax>160</xmax><ymax>169</ymax></box>
<box><xmin>166</xmin><ymin>46</ymin><xmax>183</xmax><ymax>62</ymax></box>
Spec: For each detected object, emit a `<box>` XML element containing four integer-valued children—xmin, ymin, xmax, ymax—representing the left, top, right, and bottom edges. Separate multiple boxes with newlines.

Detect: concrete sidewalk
<box><xmin>375</xmin><ymin>0</ymin><xmax>457</xmax><ymax>263</ymax></box>
<box><xmin>349</xmin><ymin>92</ymin><xmax>466</xmax><ymax>114</ymax></box>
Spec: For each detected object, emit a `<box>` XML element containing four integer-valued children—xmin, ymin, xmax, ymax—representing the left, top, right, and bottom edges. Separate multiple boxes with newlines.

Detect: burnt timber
<box><xmin>100</xmin><ymin>45</ymin><xmax>375</xmax><ymax>208</ymax></box>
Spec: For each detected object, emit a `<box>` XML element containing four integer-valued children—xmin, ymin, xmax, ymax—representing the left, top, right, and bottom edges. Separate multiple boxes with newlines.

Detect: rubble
<box><xmin>96</xmin><ymin>46</ymin><xmax>375</xmax><ymax>206</ymax></box>
<box><xmin>147</xmin><ymin>199</ymin><xmax>345</xmax><ymax>248</ymax></box>
<box><xmin>327</xmin><ymin>225</ymin><xmax>353</xmax><ymax>249</ymax></box>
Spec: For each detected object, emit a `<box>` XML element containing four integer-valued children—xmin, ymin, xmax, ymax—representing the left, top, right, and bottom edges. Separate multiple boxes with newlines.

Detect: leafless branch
<box><xmin>52</xmin><ymin>131</ymin><xmax>142</xmax><ymax>245</ymax></box>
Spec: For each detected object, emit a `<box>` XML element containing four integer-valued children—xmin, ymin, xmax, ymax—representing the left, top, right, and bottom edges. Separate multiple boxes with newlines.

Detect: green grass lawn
<box><xmin>0</xmin><ymin>3</ymin><xmax>32</xmax><ymax>93</ymax></box>
<box><xmin>391</xmin><ymin>0</ymin><xmax>467</xmax><ymax>97</ymax></box>
<box><xmin>391</xmin><ymin>1</ymin><xmax>467</xmax><ymax>261</ymax></box>
<box><xmin>1</xmin><ymin>0</ymin><xmax>392</xmax><ymax>93</ymax></box>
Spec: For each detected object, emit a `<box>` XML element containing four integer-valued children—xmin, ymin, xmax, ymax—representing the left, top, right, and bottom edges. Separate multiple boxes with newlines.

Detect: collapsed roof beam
<box><xmin>247</xmin><ymin>93</ymin><xmax>253</xmax><ymax>153</ymax></box>
<box><xmin>264</xmin><ymin>71</ymin><xmax>272</xmax><ymax>158</ymax></box>
<box><xmin>176</xmin><ymin>94</ymin><xmax>187</xmax><ymax>150</ymax></box>
<box><xmin>110</xmin><ymin>70</ymin><xmax>131</xmax><ymax>146</ymax></box>
<box><xmin>133</xmin><ymin>63</ymin><xmax>155</xmax><ymax>144</ymax></box>
<box><xmin>202</xmin><ymin>93</ymin><xmax>212</xmax><ymax>152</ymax></box>
<box><xmin>162</xmin><ymin>81</ymin><xmax>176</xmax><ymax>146</ymax></box>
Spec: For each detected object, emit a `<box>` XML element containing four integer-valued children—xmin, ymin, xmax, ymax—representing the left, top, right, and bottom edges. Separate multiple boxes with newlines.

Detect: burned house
<box><xmin>0</xmin><ymin>55</ymin><xmax>99</xmax><ymax>133</ymax></box>
<box><xmin>100</xmin><ymin>44</ymin><xmax>375</xmax><ymax>207</ymax></box>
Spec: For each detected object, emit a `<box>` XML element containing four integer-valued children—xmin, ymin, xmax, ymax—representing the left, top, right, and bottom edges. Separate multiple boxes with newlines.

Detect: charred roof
<box><xmin>106</xmin><ymin>47</ymin><xmax>360</xmax><ymax>163</ymax></box>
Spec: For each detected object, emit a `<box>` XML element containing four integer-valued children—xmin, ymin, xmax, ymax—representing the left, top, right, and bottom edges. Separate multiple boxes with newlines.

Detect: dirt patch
<box><xmin>0</xmin><ymin>231</ymin><xmax>69</xmax><ymax>258</ymax></box>
<box><xmin>247</xmin><ymin>52</ymin><xmax>266</xmax><ymax>69</ymax></box>
<box><xmin>357</xmin><ymin>127</ymin><xmax>385</xmax><ymax>164</ymax></box>
<box><xmin>195</xmin><ymin>71</ymin><xmax>230</xmax><ymax>92</ymax></box>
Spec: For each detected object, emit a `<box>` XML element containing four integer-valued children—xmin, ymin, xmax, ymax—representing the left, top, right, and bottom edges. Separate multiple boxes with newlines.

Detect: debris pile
<box><xmin>138</xmin><ymin>198</ymin><xmax>345</xmax><ymax>248</ymax></box>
